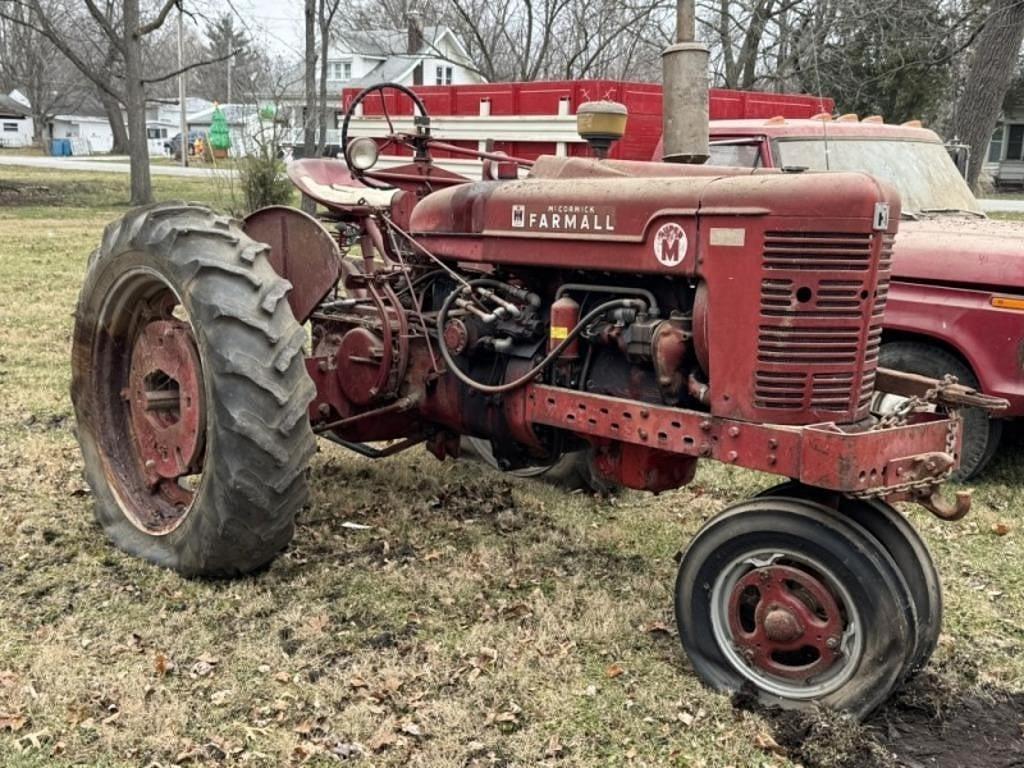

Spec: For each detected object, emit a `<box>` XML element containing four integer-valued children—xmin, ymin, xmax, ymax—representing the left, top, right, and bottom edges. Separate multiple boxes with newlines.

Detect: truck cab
<box><xmin>686</xmin><ymin>118</ymin><xmax>1024</xmax><ymax>478</ymax></box>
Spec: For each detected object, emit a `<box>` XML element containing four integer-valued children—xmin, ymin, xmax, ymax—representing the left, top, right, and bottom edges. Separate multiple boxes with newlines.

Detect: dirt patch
<box><xmin>737</xmin><ymin>673</ymin><xmax>1024</xmax><ymax>768</ymax></box>
<box><xmin>0</xmin><ymin>180</ymin><xmax>60</xmax><ymax>205</ymax></box>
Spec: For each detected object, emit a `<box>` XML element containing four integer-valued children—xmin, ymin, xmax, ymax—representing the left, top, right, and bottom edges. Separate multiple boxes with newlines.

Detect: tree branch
<box><xmin>138</xmin><ymin>0</ymin><xmax>179</xmax><ymax>36</ymax></box>
<box><xmin>142</xmin><ymin>46</ymin><xmax>241</xmax><ymax>83</ymax></box>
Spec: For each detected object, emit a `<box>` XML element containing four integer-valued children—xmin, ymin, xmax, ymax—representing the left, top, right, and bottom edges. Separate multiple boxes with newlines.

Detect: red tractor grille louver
<box><xmin>754</xmin><ymin>232</ymin><xmax>892</xmax><ymax>418</ymax></box>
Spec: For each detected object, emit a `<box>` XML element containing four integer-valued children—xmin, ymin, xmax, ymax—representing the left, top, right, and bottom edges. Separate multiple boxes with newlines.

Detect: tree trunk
<box><xmin>952</xmin><ymin>0</ymin><xmax>1024</xmax><ymax>190</ymax></box>
<box><xmin>123</xmin><ymin>0</ymin><xmax>152</xmax><ymax>205</ymax></box>
<box><xmin>99</xmin><ymin>90</ymin><xmax>130</xmax><ymax>155</ymax></box>
<box><xmin>301</xmin><ymin>0</ymin><xmax>317</xmax><ymax>214</ymax></box>
<box><xmin>316</xmin><ymin>11</ymin><xmax>330</xmax><ymax>155</ymax></box>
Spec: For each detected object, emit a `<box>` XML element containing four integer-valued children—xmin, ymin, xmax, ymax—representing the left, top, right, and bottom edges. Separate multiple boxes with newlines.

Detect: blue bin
<box><xmin>50</xmin><ymin>138</ymin><xmax>71</xmax><ymax>156</ymax></box>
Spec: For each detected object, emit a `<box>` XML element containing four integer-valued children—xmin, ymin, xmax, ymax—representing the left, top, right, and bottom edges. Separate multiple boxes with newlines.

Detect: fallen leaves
<box><xmin>0</xmin><ymin>712</ymin><xmax>28</xmax><ymax>732</ymax></box>
<box><xmin>754</xmin><ymin>732</ymin><xmax>787</xmax><ymax>756</ymax></box>
<box><xmin>642</xmin><ymin>620</ymin><xmax>673</xmax><ymax>636</ymax></box>
<box><xmin>210</xmin><ymin>689</ymin><xmax>233</xmax><ymax>706</ymax></box>
<box><xmin>545</xmin><ymin>734</ymin><xmax>565</xmax><ymax>758</ymax></box>
<box><xmin>605</xmin><ymin>663</ymin><xmax>625</xmax><ymax>679</ymax></box>
<box><xmin>189</xmin><ymin>654</ymin><xmax>219</xmax><ymax>678</ymax></box>
<box><xmin>992</xmin><ymin>521</ymin><xmax>1012</xmax><ymax>536</ymax></box>
<box><xmin>153</xmin><ymin>652</ymin><xmax>175</xmax><ymax>677</ymax></box>
<box><xmin>305</xmin><ymin>613</ymin><xmax>330</xmax><ymax>635</ymax></box>
<box><xmin>487</xmin><ymin>701</ymin><xmax>523</xmax><ymax>731</ymax></box>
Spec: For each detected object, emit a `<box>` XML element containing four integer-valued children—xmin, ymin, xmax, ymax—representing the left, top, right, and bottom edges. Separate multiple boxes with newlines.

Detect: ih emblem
<box><xmin>653</xmin><ymin>222</ymin><xmax>687</xmax><ymax>267</ymax></box>
<box><xmin>511</xmin><ymin>204</ymin><xmax>526</xmax><ymax>228</ymax></box>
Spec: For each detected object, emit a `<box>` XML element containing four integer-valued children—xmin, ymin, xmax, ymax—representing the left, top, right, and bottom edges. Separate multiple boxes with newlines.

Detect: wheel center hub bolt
<box><xmin>763</xmin><ymin>606</ymin><xmax>803</xmax><ymax>642</ymax></box>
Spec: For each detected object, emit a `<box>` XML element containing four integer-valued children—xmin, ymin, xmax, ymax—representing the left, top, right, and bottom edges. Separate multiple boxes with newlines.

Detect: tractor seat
<box><xmin>287</xmin><ymin>157</ymin><xmax>396</xmax><ymax>210</ymax></box>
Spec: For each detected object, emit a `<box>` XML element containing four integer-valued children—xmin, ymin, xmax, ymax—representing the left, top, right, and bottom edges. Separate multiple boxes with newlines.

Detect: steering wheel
<box><xmin>341</xmin><ymin>82</ymin><xmax>430</xmax><ymax>189</ymax></box>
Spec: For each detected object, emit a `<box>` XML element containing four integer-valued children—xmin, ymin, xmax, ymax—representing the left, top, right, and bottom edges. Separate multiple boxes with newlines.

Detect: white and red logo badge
<box><xmin>653</xmin><ymin>222</ymin><xmax>687</xmax><ymax>268</ymax></box>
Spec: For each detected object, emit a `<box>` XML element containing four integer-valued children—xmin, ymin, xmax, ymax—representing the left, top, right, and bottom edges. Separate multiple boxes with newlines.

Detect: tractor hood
<box><xmin>409</xmin><ymin>156</ymin><xmax>898</xmax><ymax>271</ymax></box>
<box><xmin>894</xmin><ymin>217</ymin><xmax>1024</xmax><ymax>289</ymax></box>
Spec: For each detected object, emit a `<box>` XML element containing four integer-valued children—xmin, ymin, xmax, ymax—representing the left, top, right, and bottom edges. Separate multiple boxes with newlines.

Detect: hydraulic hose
<box><xmin>436</xmin><ymin>285</ymin><xmax>646</xmax><ymax>394</ymax></box>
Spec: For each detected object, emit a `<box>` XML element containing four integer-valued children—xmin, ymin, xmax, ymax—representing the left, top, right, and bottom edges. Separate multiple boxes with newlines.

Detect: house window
<box><xmin>328</xmin><ymin>60</ymin><xmax>351</xmax><ymax>81</ymax></box>
<box><xmin>435</xmin><ymin>65</ymin><xmax>453</xmax><ymax>85</ymax></box>
<box><xmin>146</xmin><ymin>127</ymin><xmax>168</xmax><ymax>139</ymax></box>
<box><xmin>1007</xmin><ymin>124</ymin><xmax>1024</xmax><ymax>162</ymax></box>
<box><xmin>988</xmin><ymin>125</ymin><xmax>1004</xmax><ymax>162</ymax></box>
<box><xmin>2</xmin><ymin>122</ymin><xmax>17</xmax><ymax>132</ymax></box>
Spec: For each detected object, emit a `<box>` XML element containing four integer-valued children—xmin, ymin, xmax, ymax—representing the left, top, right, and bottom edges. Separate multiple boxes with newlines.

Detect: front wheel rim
<box><xmin>91</xmin><ymin>268</ymin><xmax>207</xmax><ymax>535</ymax></box>
<box><xmin>710</xmin><ymin>550</ymin><xmax>863</xmax><ymax>700</ymax></box>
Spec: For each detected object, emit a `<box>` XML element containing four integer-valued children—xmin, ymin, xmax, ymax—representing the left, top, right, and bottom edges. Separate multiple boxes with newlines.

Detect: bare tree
<box><xmin>0</xmin><ymin>2</ymin><xmax>86</xmax><ymax>147</ymax></box>
<box><xmin>1</xmin><ymin>0</ymin><xmax>238</xmax><ymax>204</ymax></box>
<box><xmin>301</xmin><ymin>0</ymin><xmax>316</xmax><ymax>213</ymax></box>
<box><xmin>316</xmin><ymin>0</ymin><xmax>342</xmax><ymax>155</ymax></box>
<box><xmin>952</xmin><ymin>0</ymin><xmax>1024</xmax><ymax>189</ymax></box>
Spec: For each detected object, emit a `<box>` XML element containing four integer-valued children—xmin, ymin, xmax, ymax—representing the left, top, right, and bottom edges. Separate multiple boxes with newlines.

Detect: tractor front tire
<box><xmin>71</xmin><ymin>203</ymin><xmax>316</xmax><ymax>576</ymax></box>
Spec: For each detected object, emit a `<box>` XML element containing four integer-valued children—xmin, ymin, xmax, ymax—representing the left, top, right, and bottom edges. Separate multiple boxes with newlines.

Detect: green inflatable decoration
<box><xmin>209</xmin><ymin>105</ymin><xmax>231</xmax><ymax>151</ymax></box>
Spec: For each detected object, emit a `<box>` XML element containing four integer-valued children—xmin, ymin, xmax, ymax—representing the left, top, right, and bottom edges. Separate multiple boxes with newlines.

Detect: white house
<box><xmin>49</xmin><ymin>113</ymin><xmax>115</xmax><ymax>154</ymax></box>
<box><xmin>986</xmin><ymin>102</ymin><xmax>1024</xmax><ymax>188</ymax></box>
<box><xmin>325</xmin><ymin>17</ymin><xmax>485</xmax><ymax>92</ymax></box>
<box><xmin>0</xmin><ymin>92</ymin><xmax>34</xmax><ymax>148</ymax></box>
<box><xmin>293</xmin><ymin>16</ymin><xmax>486</xmax><ymax>149</ymax></box>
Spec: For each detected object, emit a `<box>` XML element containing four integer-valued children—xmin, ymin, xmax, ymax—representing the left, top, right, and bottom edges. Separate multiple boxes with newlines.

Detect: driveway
<box><xmin>0</xmin><ymin>154</ymin><xmax>234</xmax><ymax>178</ymax></box>
<box><xmin>978</xmin><ymin>197</ymin><xmax>1024</xmax><ymax>213</ymax></box>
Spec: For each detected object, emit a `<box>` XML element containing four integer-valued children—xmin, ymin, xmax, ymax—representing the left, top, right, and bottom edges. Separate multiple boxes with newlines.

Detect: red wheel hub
<box><xmin>727</xmin><ymin>564</ymin><xmax>844</xmax><ymax>680</ymax></box>
<box><xmin>126</xmin><ymin>320</ymin><xmax>204</xmax><ymax>489</ymax></box>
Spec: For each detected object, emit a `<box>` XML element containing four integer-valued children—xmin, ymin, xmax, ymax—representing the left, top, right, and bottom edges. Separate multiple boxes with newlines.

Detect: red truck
<box><xmin>675</xmin><ymin>118</ymin><xmax>1021</xmax><ymax>479</ymax></box>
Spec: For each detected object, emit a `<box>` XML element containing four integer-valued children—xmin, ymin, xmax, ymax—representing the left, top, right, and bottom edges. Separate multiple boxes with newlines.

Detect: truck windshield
<box><xmin>773</xmin><ymin>138</ymin><xmax>981</xmax><ymax>215</ymax></box>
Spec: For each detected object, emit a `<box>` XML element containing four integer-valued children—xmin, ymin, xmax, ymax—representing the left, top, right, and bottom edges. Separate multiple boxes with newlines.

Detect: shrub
<box><xmin>239</xmin><ymin>146</ymin><xmax>294</xmax><ymax>213</ymax></box>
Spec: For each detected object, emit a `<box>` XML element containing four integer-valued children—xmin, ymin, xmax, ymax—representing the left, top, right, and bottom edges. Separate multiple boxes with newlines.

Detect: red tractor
<box><xmin>70</xmin><ymin>83</ymin><xmax>1005</xmax><ymax>717</ymax></box>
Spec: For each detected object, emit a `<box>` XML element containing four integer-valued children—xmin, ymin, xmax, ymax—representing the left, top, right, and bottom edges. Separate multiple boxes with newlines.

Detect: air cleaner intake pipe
<box><xmin>662</xmin><ymin>0</ymin><xmax>710</xmax><ymax>164</ymax></box>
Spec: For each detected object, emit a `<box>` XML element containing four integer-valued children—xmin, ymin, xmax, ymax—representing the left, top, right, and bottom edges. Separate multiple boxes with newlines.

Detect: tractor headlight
<box><xmin>347</xmin><ymin>137</ymin><xmax>379</xmax><ymax>171</ymax></box>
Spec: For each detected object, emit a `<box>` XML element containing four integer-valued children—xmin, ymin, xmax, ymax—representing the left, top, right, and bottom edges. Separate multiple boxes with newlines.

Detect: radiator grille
<box><xmin>754</xmin><ymin>232</ymin><xmax>891</xmax><ymax>415</ymax></box>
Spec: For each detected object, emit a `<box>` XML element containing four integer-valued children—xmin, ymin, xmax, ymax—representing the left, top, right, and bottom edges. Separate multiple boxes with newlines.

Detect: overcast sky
<box><xmin>198</xmin><ymin>0</ymin><xmax>306</xmax><ymax>59</ymax></box>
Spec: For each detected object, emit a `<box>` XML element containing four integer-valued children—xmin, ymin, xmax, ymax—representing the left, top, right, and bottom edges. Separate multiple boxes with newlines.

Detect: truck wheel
<box><xmin>876</xmin><ymin>341</ymin><xmax>1002</xmax><ymax>480</ymax></box>
<box><xmin>756</xmin><ymin>482</ymin><xmax>941</xmax><ymax>677</ymax></box>
<box><xmin>71</xmin><ymin>203</ymin><xmax>316</xmax><ymax>576</ymax></box>
<box><xmin>675</xmin><ymin>497</ymin><xmax>914</xmax><ymax>718</ymax></box>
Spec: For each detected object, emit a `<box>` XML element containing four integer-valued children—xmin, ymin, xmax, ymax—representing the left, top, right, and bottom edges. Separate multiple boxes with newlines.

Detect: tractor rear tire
<box><xmin>71</xmin><ymin>203</ymin><xmax>316</xmax><ymax>576</ymax></box>
<box><xmin>877</xmin><ymin>341</ymin><xmax>1002</xmax><ymax>481</ymax></box>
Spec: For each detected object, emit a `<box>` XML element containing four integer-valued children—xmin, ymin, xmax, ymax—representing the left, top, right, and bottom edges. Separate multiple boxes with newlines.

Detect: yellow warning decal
<box><xmin>550</xmin><ymin>326</ymin><xmax>569</xmax><ymax>340</ymax></box>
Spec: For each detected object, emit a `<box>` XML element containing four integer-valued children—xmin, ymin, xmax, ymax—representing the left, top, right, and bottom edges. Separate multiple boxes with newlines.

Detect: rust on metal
<box><xmin>243</xmin><ymin>205</ymin><xmax>342</xmax><ymax>323</ymax></box>
<box><xmin>727</xmin><ymin>564</ymin><xmax>844</xmax><ymax>680</ymax></box>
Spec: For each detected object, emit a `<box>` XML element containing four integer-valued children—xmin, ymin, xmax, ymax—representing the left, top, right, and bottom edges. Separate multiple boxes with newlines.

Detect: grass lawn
<box><xmin>0</xmin><ymin>167</ymin><xmax>1022</xmax><ymax>767</ymax></box>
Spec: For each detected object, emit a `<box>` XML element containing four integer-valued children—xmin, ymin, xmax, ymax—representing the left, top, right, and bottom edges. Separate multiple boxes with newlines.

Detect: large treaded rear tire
<box><xmin>71</xmin><ymin>202</ymin><xmax>316</xmax><ymax>576</ymax></box>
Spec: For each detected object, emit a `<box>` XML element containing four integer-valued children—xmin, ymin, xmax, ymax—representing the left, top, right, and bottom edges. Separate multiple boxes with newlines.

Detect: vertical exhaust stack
<box><xmin>662</xmin><ymin>0</ymin><xmax>709</xmax><ymax>163</ymax></box>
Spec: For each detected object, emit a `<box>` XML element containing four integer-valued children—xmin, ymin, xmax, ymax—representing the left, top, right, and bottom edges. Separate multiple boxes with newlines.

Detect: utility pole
<box><xmin>177</xmin><ymin>1</ymin><xmax>188</xmax><ymax>168</ymax></box>
<box><xmin>227</xmin><ymin>52</ymin><xmax>233</xmax><ymax>104</ymax></box>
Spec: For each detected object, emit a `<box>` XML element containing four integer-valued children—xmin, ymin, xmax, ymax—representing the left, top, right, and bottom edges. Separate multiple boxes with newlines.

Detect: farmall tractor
<box><xmin>70</xmin><ymin>82</ymin><xmax>1006</xmax><ymax>718</ymax></box>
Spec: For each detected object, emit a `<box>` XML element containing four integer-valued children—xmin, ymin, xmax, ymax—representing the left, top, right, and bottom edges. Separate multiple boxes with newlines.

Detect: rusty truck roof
<box><xmin>709</xmin><ymin>118</ymin><xmax>943</xmax><ymax>143</ymax></box>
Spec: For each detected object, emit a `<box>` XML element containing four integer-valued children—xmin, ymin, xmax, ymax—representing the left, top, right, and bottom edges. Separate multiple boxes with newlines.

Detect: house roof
<box><xmin>334</xmin><ymin>25</ymin><xmax>478</xmax><ymax>88</ymax></box>
<box><xmin>0</xmin><ymin>94</ymin><xmax>30</xmax><ymax>118</ymax></box>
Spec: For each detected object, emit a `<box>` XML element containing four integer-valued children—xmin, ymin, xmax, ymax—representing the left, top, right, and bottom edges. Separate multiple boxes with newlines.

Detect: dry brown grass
<box><xmin>1</xmin><ymin>168</ymin><xmax>1022</xmax><ymax>767</ymax></box>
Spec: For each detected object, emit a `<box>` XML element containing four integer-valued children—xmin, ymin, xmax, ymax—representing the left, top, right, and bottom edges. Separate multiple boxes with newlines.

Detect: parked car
<box><xmin>692</xmin><ymin>117</ymin><xmax>1021</xmax><ymax>479</ymax></box>
<box><xmin>164</xmin><ymin>129</ymin><xmax>206</xmax><ymax>160</ymax></box>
